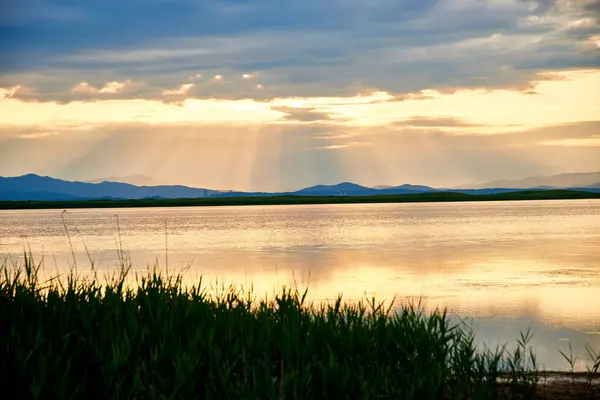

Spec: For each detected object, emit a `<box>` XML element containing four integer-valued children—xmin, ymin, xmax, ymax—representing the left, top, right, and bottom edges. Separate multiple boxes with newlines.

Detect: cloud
<box><xmin>274</xmin><ymin>107</ymin><xmax>334</xmax><ymax>123</ymax></box>
<box><xmin>162</xmin><ymin>83</ymin><xmax>194</xmax><ymax>96</ymax></box>
<box><xmin>271</xmin><ymin>91</ymin><xmax>394</xmax><ymax>108</ymax></box>
<box><xmin>0</xmin><ymin>0</ymin><xmax>85</xmax><ymax>26</ymax></box>
<box><xmin>70</xmin><ymin>80</ymin><xmax>132</xmax><ymax>95</ymax></box>
<box><xmin>71</xmin><ymin>81</ymin><xmax>97</xmax><ymax>94</ymax></box>
<box><xmin>1</xmin><ymin>85</ymin><xmax>21</xmax><ymax>98</ymax></box>
<box><xmin>3</xmin><ymin>0</ymin><xmax>599</xmax><ymax>101</ymax></box>
<box><xmin>310</xmin><ymin>142</ymin><xmax>372</xmax><ymax>151</ymax></box>
<box><xmin>392</xmin><ymin>117</ymin><xmax>484</xmax><ymax>128</ymax></box>
<box><xmin>99</xmin><ymin>80</ymin><xmax>131</xmax><ymax>93</ymax></box>
<box><xmin>18</xmin><ymin>131</ymin><xmax>59</xmax><ymax>140</ymax></box>
<box><xmin>541</xmin><ymin>138</ymin><xmax>600</xmax><ymax>147</ymax></box>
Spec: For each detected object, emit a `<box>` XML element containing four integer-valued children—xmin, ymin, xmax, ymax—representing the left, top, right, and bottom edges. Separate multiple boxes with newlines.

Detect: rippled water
<box><xmin>1</xmin><ymin>199</ymin><xmax>599</xmax><ymax>371</ymax></box>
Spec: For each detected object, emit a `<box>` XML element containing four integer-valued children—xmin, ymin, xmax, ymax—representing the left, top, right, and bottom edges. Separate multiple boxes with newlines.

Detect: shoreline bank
<box><xmin>1</xmin><ymin>189</ymin><xmax>599</xmax><ymax>210</ymax></box>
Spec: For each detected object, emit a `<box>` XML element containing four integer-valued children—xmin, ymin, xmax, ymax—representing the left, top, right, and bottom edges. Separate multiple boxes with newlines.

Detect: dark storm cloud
<box><xmin>1</xmin><ymin>0</ymin><xmax>599</xmax><ymax>101</ymax></box>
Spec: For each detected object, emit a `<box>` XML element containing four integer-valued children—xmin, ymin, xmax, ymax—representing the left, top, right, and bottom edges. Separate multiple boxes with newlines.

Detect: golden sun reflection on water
<box><xmin>165</xmin><ymin>254</ymin><xmax>600</xmax><ymax>330</ymax></box>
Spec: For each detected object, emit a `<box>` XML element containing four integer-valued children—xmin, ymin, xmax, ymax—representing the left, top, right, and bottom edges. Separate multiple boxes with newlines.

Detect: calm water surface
<box><xmin>2</xmin><ymin>199</ymin><xmax>599</xmax><ymax>371</ymax></box>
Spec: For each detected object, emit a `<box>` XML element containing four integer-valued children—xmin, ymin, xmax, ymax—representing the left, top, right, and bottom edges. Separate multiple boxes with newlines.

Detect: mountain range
<box><xmin>1</xmin><ymin>172</ymin><xmax>599</xmax><ymax>201</ymax></box>
<box><xmin>0</xmin><ymin>174</ymin><xmax>217</xmax><ymax>201</ymax></box>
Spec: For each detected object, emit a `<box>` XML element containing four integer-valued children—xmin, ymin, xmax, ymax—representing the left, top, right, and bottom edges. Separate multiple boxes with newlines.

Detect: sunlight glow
<box><xmin>541</xmin><ymin>138</ymin><xmax>600</xmax><ymax>147</ymax></box>
<box><xmin>0</xmin><ymin>98</ymin><xmax>285</xmax><ymax>128</ymax></box>
<box><xmin>325</xmin><ymin>70</ymin><xmax>600</xmax><ymax>131</ymax></box>
<box><xmin>1</xmin><ymin>69</ymin><xmax>599</xmax><ymax>135</ymax></box>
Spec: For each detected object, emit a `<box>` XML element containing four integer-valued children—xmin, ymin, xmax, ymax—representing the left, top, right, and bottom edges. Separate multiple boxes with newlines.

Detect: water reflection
<box><xmin>1</xmin><ymin>200</ymin><xmax>599</xmax><ymax>370</ymax></box>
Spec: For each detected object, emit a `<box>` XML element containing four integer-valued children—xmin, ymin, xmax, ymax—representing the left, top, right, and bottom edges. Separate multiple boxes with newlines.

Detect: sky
<box><xmin>1</xmin><ymin>0</ymin><xmax>599</xmax><ymax>191</ymax></box>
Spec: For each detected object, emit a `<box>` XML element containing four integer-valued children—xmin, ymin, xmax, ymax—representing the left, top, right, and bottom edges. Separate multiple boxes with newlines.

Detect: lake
<box><xmin>1</xmin><ymin>199</ymin><xmax>599</xmax><ymax>371</ymax></box>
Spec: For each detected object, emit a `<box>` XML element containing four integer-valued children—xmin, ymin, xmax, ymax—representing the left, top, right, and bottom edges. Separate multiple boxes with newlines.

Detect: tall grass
<box><xmin>1</xmin><ymin>254</ymin><xmax>594</xmax><ymax>399</ymax></box>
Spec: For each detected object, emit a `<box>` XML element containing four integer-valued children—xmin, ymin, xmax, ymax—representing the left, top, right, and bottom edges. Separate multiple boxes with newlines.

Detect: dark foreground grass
<box><xmin>1</xmin><ymin>256</ymin><xmax>597</xmax><ymax>399</ymax></box>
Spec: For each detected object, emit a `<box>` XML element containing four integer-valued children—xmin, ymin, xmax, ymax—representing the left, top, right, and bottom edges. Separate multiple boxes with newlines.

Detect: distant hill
<box><xmin>85</xmin><ymin>174</ymin><xmax>163</xmax><ymax>186</ymax></box>
<box><xmin>0</xmin><ymin>191</ymin><xmax>84</xmax><ymax>201</ymax></box>
<box><xmin>0</xmin><ymin>174</ymin><xmax>216</xmax><ymax>201</ymax></box>
<box><xmin>294</xmin><ymin>182</ymin><xmax>379</xmax><ymax>196</ymax></box>
<box><xmin>465</xmin><ymin>171</ymin><xmax>600</xmax><ymax>189</ymax></box>
<box><xmin>379</xmin><ymin>184</ymin><xmax>439</xmax><ymax>194</ymax></box>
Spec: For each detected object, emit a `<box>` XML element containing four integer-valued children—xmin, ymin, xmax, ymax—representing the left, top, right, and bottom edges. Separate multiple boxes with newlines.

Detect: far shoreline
<box><xmin>1</xmin><ymin>189</ymin><xmax>599</xmax><ymax>210</ymax></box>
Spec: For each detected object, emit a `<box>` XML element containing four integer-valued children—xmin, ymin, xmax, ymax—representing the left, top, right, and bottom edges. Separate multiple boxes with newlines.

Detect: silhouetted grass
<box><xmin>0</xmin><ymin>254</ymin><xmax>563</xmax><ymax>399</ymax></box>
<box><xmin>1</xmin><ymin>189</ymin><xmax>599</xmax><ymax>210</ymax></box>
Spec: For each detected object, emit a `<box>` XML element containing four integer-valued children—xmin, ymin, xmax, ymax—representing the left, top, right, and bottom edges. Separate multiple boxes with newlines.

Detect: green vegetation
<box><xmin>1</xmin><ymin>189</ymin><xmax>599</xmax><ymax>210</ymax></box>
<box><xmin>4</xmin><ymin>257</ymin><xmax>598</xmax><ymax>399</ymax></box>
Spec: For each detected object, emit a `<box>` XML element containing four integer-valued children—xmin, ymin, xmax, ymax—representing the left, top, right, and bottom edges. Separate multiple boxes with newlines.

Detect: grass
<box><xmin>557</xmin><ymin>342</ymin><xmax>600</xmax><ymax>395</ymax></box>
<box><xmin>1</xmin><ymin>189</ymin><xmax>599</xmax><ymax>210</ymax></box>
<box><xmin>5</xmin><ymin>254</ymin><xmax>584</xmax><ymax>400</ymax></box>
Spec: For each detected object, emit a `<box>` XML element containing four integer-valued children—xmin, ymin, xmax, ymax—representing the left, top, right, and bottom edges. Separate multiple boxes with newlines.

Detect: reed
<box><xmin>1</xmin><ymin>254</ymin><xmax>596</xmax><ymax>399</ymax></box>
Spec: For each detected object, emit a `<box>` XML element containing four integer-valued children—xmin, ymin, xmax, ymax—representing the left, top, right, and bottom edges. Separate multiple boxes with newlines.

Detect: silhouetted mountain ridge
<box><xmin>0</xmin><ymin>174</ymin><xmax>215</xmax><ymax>201</ymax></box>
<box><xmin>295</xmin><ymin>182</ymin><xmax>378</xmax><ymax>196</ymax></box>
<box><xmin>1</xmin><ymin>174</ymin><xmax>599</xmax><ymax>201</ymax></box>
